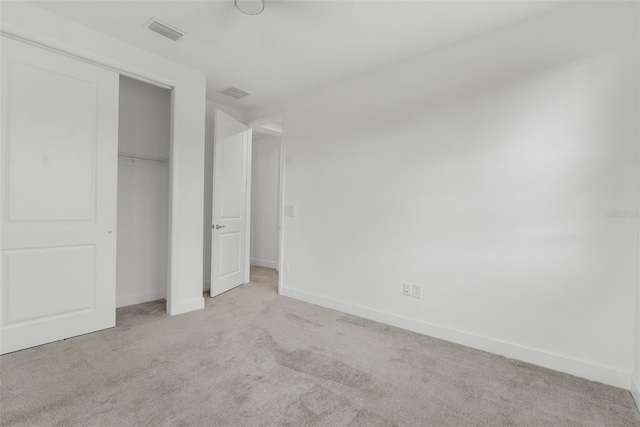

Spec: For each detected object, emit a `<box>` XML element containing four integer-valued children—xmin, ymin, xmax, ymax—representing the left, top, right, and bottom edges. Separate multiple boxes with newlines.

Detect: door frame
<box><xmin>248</xmin><ymin>114</ymin><xmax>286</xmax><ymax>295</ymax></box>
<box><xmin>0</xmin><ymin>23</ymin><xmax>196</xmax><ymax>315</ymax></box>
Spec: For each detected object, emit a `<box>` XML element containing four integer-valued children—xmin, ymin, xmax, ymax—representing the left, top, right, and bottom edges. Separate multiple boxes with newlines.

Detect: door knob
<box><xmin>213</xmin><ymin>224</ymin><xmax>225</xmax><ymax>230</ymax></box>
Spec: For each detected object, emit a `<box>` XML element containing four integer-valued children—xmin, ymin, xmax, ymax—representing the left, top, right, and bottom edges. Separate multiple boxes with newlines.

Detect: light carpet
<box><xmin>1</xmin><ymin>267</ymin><xmax>638</xmax><ymax>426</ymax></box>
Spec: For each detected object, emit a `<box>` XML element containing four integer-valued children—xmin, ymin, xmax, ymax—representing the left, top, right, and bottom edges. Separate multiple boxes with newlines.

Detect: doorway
<box><xmin>250</xmin><ymin>131</ymin><xmax>281</xmax><ymax>270</ymax></box>
<box><xmin>205</xmin><ymin>112</ymin><xmax>284</xmax><ymax>298</ymax></box>
<box><xmin>249</xmin><ymin>116</ymin><xmax>284</xmax><ymax>292</ymax></box>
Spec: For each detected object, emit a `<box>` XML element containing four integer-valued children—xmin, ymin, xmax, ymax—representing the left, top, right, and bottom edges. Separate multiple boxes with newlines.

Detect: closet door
<box><xmin>1</xmin><ymin>37</ymin><xmax>119</xmax><ymax>354</ymax></box>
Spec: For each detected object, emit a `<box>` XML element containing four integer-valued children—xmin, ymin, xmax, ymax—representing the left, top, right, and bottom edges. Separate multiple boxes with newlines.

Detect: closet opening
<box><xmin>116</xmin><ymin>76</ymin><xmax>172</xmax><ymax>310</ymax></box>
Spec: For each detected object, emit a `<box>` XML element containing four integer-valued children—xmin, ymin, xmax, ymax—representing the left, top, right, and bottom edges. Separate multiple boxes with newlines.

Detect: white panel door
<box><xmin>1</xmin><ymin>37</ymin><xmax>119</xmax><ymax>354</ymax></box>
<box><xmin>210</xmin><ymin>110</ymin><xmax>251</xmax><ymax>297</ymax></box>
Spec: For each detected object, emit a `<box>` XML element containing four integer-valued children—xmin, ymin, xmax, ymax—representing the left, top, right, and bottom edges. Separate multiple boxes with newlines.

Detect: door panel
<box><xmin>8</xmin><ymin>61</ymin><xmax>96</xmax><ymax>221</ymax></box>
<box><xmin>219</xmin><ymin>232</ymin><xmax>241</xmax><ymax>277</ymax></box>
<box><xmin>5</xmin><ymin>245</ymin><xmax>95</xmax><ymax>323</ymax></box>
<box><xmin>1</xmin><ymin>37</ymin><xmax>119</xmax><ymax>354</ymax></box>
<box><xmin>221</xmin><ymin>131</ymin><xmax>244</xmax><ymax>219</ymax></box>
<box><xmin>210</xmin><ymin>110</ymin><xmax>251</xmax><ymax>297</ymax></box>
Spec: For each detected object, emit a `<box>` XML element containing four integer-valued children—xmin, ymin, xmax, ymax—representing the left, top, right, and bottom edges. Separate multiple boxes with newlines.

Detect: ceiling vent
<box><xmin>219</xmin><ymin>86</ymin><xmax>251</xmax><ymax>99</ymax></box>
<box><xmin>146</xmin><ymin>18</ymin><xmax>184</xmax><ymax>41</ymax></box>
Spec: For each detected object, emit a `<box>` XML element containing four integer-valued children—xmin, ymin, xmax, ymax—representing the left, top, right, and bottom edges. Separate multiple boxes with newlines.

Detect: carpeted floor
<box><xmin>1</xmin><ymin>266</ymin><xmax>639</xmax><ymax>426</ymax></box>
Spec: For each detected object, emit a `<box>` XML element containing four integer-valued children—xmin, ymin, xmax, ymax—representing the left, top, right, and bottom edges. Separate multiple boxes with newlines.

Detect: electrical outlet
<box><xmin>403</xmin><ymin>283</ymin><xmax>412</xmax><ymax>296</ymax></box>
<box><xmin>412</xmin><ymin>284</ymin><xmax>422</xmax><ymax>299</ymax></box>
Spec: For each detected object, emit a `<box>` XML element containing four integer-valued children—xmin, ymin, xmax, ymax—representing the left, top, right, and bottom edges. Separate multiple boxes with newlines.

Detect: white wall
<box><xmin>250</xmin><ymin>135</ymin><xmax>281</xmax><ymax>269</ymax></box>
<box><xmin>117</xmin><ymin>76</ymin><xmax>171</xmax><ymax>159</ymax></box>
<box><xmin>116</xmin><ymin>76</ymin><xmax>170</xmax><ymax>308</ymax></box>
<box><xmin>2</xmin><ymin>2</ymin><xmax>207</xmax><ymax>315</ymax></box>
<box><xmin>249</xmin><ymin>2</ymin><xmax>639</xmax><ymax>388</ymax></box>
<box><xmin>203</xmin><ymin>100</ymin><xmax>245</xmax><ymax>291</ymax></box>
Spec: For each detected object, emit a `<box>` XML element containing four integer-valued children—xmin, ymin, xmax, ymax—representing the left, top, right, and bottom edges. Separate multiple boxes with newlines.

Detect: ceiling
<box><xmin>30</xmin><ymin>0</ymin><xmax>567</xmax><ymax>111</ymax></box>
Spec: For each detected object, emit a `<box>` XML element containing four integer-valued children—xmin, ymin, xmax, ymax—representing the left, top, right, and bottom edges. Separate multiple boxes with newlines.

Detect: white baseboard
<box><xmin>251</xmin><ymin>258</ymin><xmax>278</xmax><ymax>269</ymax></box>
<box><xmin>632</xmin><ymin>376</ymin><xmax>640</xmax><ymax>412</ymax></box>
<box><xmin>281</xmin><ymin>287</ymin><xmax>631</xmax><ymax>390</ymax></box>
<box><xmin>116</xmin><ymin>288</ymin><xmax>166</xmax><ymax>308</ymax></box>
<box><xmin>168</xmin><ymin>296</ymin><xmax>205</xmax><ymax>316</ymax></box>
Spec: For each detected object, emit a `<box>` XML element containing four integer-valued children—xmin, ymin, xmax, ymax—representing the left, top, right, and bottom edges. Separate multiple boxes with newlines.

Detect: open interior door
<box><xmin>1</xmin><ymin>37</ymin><xmax>119</xmax><ymax>354</ymax></box>
<box><xmin>210</xmin><ymin>110</ymin><xmax>252</xmax><ymax>297</ymax></box>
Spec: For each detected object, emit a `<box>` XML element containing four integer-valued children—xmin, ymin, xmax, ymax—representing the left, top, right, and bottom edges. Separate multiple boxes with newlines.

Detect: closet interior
<box><xmin>116</xmin><ymin>76</ymin><xmax>171</xmax><ymax>308</ymax></box>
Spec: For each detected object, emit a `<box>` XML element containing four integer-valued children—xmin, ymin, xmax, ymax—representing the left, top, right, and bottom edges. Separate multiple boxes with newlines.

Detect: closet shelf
<box><xmin>118</xmin><ymin>151</ymin><xmax>169</xmax><ymax>164</ymax></box>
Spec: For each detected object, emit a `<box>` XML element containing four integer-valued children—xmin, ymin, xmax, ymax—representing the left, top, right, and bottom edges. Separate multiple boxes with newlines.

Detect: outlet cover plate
<box><xmin>403</xmin><ymin>283</ymin><xmax>412</xmax><ymax>296</ymax></box>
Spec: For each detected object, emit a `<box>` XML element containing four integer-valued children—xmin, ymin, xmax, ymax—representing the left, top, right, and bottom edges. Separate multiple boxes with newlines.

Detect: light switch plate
<box><xmin>412</xmin><ymin>284</ymin><xmax>422</xmax><ymax>299</ymax></box>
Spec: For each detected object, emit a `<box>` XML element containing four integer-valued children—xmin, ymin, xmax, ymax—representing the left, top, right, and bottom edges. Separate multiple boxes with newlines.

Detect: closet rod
<box><xmin>118</xmin><ymin>151</ymin><xmax>169</xmax><ymax>164</ymax></box>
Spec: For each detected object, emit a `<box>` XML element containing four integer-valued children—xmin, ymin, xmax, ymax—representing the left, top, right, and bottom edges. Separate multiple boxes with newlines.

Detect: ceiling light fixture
<box><xmin>235</xmin><ymin>0</ymin><xmax>264</xmax><ymax>15</ymax></box>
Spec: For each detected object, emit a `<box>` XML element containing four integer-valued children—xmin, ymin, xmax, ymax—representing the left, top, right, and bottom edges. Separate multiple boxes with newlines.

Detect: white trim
<box><xmin>250</xmin><ymin>258</ymin><xmax>278</xmax><ymax>269</ymax></box>
<box><xmin>632</xmin><ymin>376</ymin><xmax>640</xmax><ymax>412</ymax></box>
<box><xmin>170</xmin><ymin>297</ymin><xmax>205</xmax><ymax>315</ymax></box>
<box><xmin>249</xmin><ymin>114</ymin><xmax>284</xmax><ymax>129</ymax></box>
<box><xmin>165</xmin><ymin>87</ymin><xmax>179</xmax><ymax>315</ymax></box>
<box><xmin>281</xmin><ymin>287</ymin><xmax>632</xmax><ymax>389</ymax></box>
<box><xmin>277</xmin><ymin>116</ymin><xmax>286</xmax><ymax>295</ymax></box>
<box><xmin>116</xmin><ymin>289</ymin><xmax>166</xmax><ymax>309</ymax></box>
<box><xmin>245</xmin><ymin>129</ymin><xmax>253</xmax><ymax>284</ymax></box>
<box><xmin>0</xmin><ymin>24</ymin><xmax>176</xmax><ymax>89</ymax></box>
<box><xmin>0</xmin><ymin>30</ymin><xmax>172</xmax><ymax>90</ymax></box>
<box><xmin>252</xmin><ymin>126</ymin><xmax>282</xmax><ymax>138</ymax></box>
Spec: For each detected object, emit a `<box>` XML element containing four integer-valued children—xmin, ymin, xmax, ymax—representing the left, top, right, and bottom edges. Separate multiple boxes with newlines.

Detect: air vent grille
<box><xmin>219</xmin><ymin>86</ymin><xmax>251</xmax><ymax>99</ymax></box>
<box><xmin>146</xmin><ymin>18</ymin><xmax>184</xmax><ymax>41</ymax></box>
